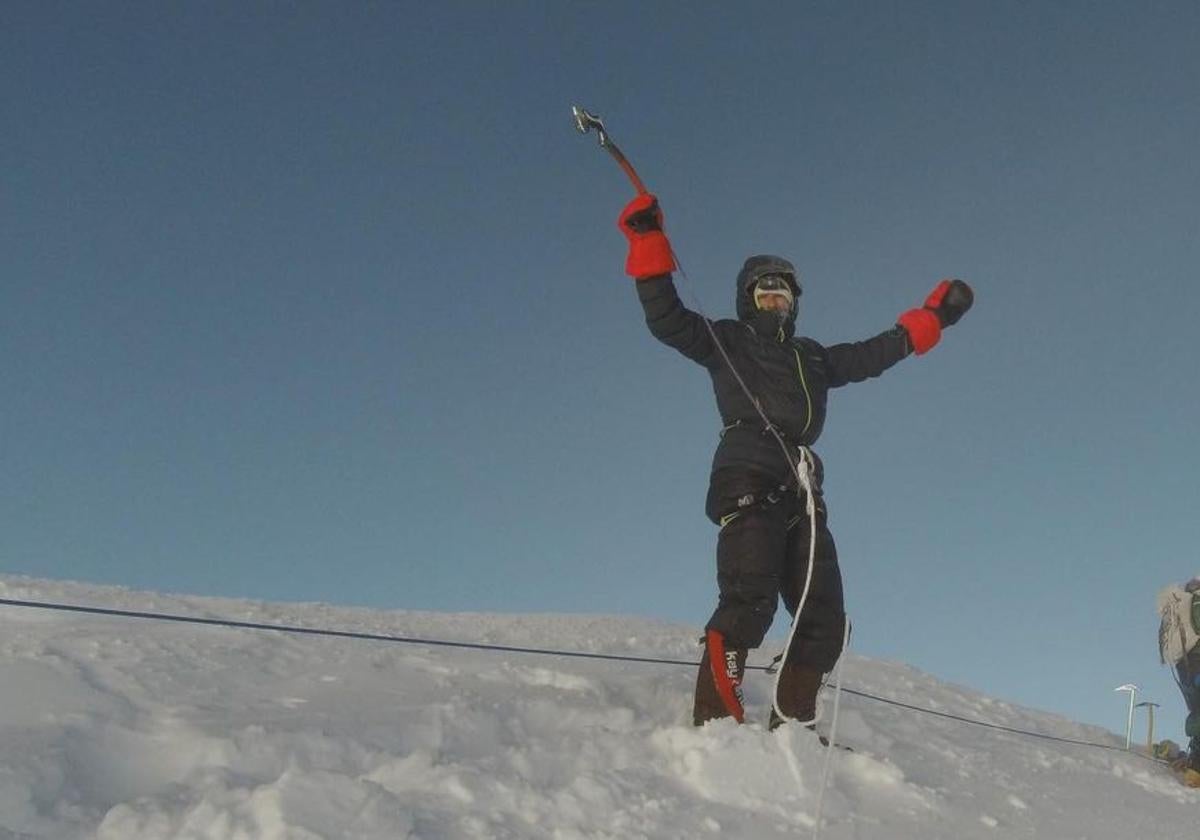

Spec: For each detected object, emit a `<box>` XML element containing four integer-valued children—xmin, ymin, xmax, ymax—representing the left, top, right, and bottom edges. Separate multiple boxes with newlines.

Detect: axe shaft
<box><xmin>604</xmin><ymin>142</ymin><xmax>648</xmax><ymax>196</ymax></box>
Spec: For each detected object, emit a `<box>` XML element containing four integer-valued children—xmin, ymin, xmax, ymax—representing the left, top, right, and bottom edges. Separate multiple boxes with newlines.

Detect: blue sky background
<box><xmin>4</xmin><ymin>2</ymin><xmax>1199</xmax><ymax>742</ymax></box>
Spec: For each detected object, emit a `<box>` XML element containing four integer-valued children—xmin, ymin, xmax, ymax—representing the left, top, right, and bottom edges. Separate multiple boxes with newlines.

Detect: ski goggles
<box><xmin>752</xmin><ymin>272</ymin><xmax>799</xmax><ymax>310</ymax></box>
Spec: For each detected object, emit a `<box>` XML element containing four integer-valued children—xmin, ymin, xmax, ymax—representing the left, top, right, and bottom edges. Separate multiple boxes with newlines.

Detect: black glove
<box><xmin>927</xmin><ymin>279</ymin><xmax>974</xmax><ymax>327</ymax></box>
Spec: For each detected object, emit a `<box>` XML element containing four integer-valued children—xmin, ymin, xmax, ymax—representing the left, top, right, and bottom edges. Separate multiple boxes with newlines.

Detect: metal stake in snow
<box><xmin>1114</xmin><ymin>684</ymin><xmax>1139</xmax><ymax>750</ymax></box>
<box><xmin>1136</xmin><ymin>701</ymin><xmax>1160</xmax><ymax>755</ymax></box>
<box><xmin>571</xmin><ymin>105</ymin><xmax>648</xmax><ymax>195</ymax></box>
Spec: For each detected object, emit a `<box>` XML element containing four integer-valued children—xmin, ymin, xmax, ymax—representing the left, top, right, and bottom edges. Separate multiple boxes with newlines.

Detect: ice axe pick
<box><xmin>571</xmin><ymin>105</ymin><xmax>648</xmax><ymax>196</ymax></box>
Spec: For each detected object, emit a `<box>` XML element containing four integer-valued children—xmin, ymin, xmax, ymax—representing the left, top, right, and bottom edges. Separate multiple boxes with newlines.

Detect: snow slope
<box><xmin>0</xmin><ymin>575</ymin><xmax>1193</xmax><ymax>839</ymax></box>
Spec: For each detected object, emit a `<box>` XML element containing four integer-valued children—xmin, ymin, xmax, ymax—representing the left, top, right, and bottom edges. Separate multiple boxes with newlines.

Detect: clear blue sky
<box><xmin>4</xmin><ymin>2</ymin><xmax>1199</xmax><ymax>742</ymax></box>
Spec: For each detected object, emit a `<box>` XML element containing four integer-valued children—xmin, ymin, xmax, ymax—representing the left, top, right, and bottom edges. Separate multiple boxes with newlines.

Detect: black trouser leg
<box><xmin>704</xmin><ymin>504</ymin><xmax>788</xmax><ymax>650</ymax></box>
<box><xmin>780</xmin><ymin>498</ymin><xmax>846</xmax><ymax>674</ymax></box>
<box><xmin>1178</xmin><ymin>654</ymin><xmax>1200</xmax><ymax>771</ymax></box>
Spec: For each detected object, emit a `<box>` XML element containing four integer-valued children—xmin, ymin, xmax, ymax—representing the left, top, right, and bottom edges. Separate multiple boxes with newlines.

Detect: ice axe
<box><xmin>571</xmin><ymin>105</ymin><xmax>648</xmax><ymax>196</ymax></box>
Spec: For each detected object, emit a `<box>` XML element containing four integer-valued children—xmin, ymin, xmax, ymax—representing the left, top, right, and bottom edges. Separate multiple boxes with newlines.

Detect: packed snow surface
<box><xmin>0</xmin><ymin>575</ymin><xmax>1194</xmax><ymax>839</ymax></box>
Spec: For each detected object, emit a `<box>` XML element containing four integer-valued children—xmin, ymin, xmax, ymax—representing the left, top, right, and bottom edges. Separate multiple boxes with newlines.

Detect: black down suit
<box><xmin>635</xmin><ymin>258</ymin><xmax>912</xmax><ymax>673</ymax></box>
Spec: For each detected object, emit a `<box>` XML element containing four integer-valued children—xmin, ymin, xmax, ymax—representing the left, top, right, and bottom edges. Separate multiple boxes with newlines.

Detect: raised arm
<box><xmin>821</xmin><ymin>328</ymin><xmax>911</xmax><ymax>387</ymax></box>
<box><xmin>825</xmin><ymin>279</ymin><xmax>974</xmax><ymax>387</ymax></box>
<box><xmin>619</xmin><ymin>194</ymin><xmax>720</xmax><ymax>368</ymax></box>
<box><xmin>636</xmin><ymin>274</ymin><xmax>720</xmax><ymax>368</ymax></box>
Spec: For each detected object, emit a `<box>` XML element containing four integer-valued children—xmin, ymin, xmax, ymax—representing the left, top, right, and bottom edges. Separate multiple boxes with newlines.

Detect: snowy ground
<box><xmin>0</xmin><ymin>575</ymin><xmax>1194</xmax><ymax>839</ymax></box>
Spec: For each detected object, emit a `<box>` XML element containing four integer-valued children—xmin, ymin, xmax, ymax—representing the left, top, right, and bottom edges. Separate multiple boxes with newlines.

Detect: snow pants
<box><xmin>1176</xmin><ymin>650</ymin><xmax>1200</xmax><ymax>771</ymax></box>
<box><xmin>704</xmin><ymin>469</ymin><xmax>846</xmax><ymax>673</ymax></box>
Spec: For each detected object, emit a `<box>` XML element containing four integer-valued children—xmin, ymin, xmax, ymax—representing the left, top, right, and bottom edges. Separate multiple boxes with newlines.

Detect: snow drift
<box><xmin>0</xmin><ymin>575</ymin><xmax>1193</xmax><ymax>839</ymax></box>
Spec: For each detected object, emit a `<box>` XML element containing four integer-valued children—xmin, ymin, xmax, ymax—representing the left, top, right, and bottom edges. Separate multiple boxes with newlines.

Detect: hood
<box><xmin>735</xmin><ymin>255</ymin><xmax>802</xmax><ymax>339</ymax></box>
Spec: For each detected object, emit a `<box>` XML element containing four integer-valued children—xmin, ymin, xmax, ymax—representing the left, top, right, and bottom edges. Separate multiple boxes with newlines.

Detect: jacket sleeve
<box><xmin>822</xmin><ymin>326</ymin><xmax>912</xmax><ymax>387</ymax></box>
<box><xmin>635</xmin><ymin>274</ymin><xmax>722</xmax><ymax>369</ymax></box>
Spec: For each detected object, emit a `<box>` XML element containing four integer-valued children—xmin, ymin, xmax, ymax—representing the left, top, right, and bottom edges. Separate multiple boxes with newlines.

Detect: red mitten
<box><xmin>898</xmin><ymin>279</ymin><xmax>973</xmax><ymax>354</ymax></box>
<box><xmin>617</xmin><ymin>194</ymin><xmax>675</xmax><ymax>280</ymax></box>
<box><xmin>898</xmin><ymin>307</ymin><xmax>941</xmax><ymax>354</ymax></box>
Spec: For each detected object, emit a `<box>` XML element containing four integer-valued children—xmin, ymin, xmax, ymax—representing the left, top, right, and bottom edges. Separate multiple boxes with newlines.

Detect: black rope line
<box><xmin>0</xmin><ymin>597</ymin><xmax>704</xmax><ymax>667</ymax></box>
<box><xmin>835</xmin><ymin>686</ymin><xmax>1133</xmax><ymax>752</ymax></box>
<box><xmin>0</xmin><ymin>596</ymin><xmax>1161</xmax><ymax>761</ymax></box>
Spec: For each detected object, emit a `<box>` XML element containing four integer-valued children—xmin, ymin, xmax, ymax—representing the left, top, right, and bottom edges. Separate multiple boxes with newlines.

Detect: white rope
<box><xmin>764</xmin><ymin>447</ymin><xmax>849</xmax><ymax>840</ymax></box>
<box><xmin>771</xmin><ymin>445</ymin><xmax>821</xmax><ymax>727</ymax></box>
<box><xmin>812</xmin><ymin>618</ymin><xmax>852</xmax><ymax>839</ymax></box>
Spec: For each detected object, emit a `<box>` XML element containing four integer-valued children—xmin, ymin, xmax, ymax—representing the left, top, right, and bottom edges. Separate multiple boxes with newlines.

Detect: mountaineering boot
<box><xmin>768</xmin><ymin>661</ymin><xmax>824</xmax><ymax>731</ymax></box>
<box><xmin>693</xmin><ymin>630</ymin><xmax>747</xmax><ymax>726</ymax></box>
